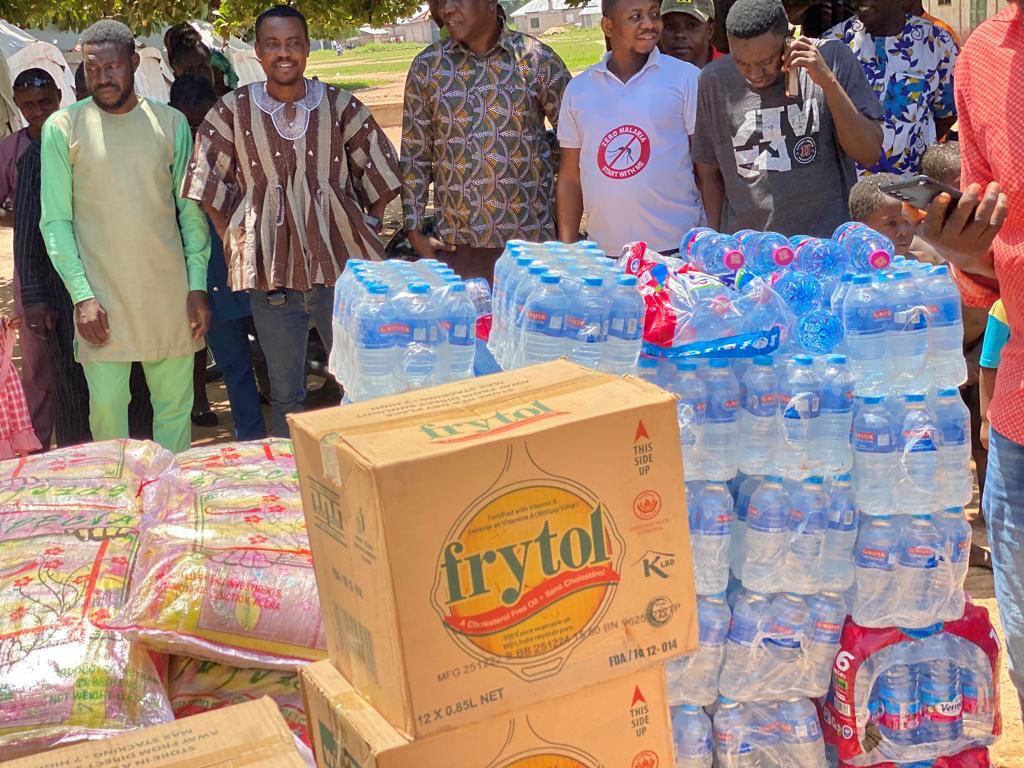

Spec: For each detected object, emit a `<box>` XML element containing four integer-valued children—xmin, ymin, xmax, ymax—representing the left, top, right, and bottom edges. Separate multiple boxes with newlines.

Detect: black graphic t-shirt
<box><xmin>692</xmin><ymin>39</ymin><xmax>883</xmax><ymax>237</ymax></box>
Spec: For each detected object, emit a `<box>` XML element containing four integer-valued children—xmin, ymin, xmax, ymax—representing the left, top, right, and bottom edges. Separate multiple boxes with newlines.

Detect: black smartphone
<box><xmin>880</xmin><ymin>175</ymin><xmax>962</xmax><ymax>211</ymax></box>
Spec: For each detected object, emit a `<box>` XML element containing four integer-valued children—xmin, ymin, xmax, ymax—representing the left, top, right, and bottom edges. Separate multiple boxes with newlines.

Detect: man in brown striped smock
<box><xmin>183</xmin><ymin>4</ymin><xmax>402</xmax><ymax>436</ymax></box>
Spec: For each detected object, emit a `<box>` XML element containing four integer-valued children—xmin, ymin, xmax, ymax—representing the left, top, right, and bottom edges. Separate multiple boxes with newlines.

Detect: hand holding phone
<box><xmin>880</xmin><ymin>175</ymin><xmax>963</xmax><ymax>211</ymax></box>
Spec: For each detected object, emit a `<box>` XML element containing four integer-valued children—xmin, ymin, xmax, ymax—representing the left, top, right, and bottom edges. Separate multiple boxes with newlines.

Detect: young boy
<box><xmin>848</xmin><ymin>173</ymin><xmax>918</xmax><ymax>256</ymax></box>
<box><xmin>556</xmin><ymin>0</ymin><xmax>702</xmax><ymax>255</ymax></box>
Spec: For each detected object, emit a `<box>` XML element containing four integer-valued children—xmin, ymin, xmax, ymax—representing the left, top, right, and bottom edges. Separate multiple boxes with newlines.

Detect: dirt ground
<box><xmin>1</xmin><ymin>220</ymin><xmax>1022</xmax><ymax>762</ymax></box>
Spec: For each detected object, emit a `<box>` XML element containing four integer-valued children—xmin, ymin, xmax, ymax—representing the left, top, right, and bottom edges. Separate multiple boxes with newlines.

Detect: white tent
<box><xmin>134</xmin><ymin>45</ymin><xmax>173</xmax><ymax>102</ymax></box>
<box><xmin>0</xmin><ymin>19</ymin><xmax>76</xmax><ymax>136</ymax></box>
<box><xmin>189</xmin><ymin>21</ymin><xmax>265</xmax><ymax>87</ymax></box>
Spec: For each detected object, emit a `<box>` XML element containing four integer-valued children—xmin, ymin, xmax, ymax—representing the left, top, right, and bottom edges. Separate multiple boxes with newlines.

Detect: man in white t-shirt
<box><xmin>556</xmin><ymin>0</ymin><xmax>702</xmax><ymax>256</ymax></box>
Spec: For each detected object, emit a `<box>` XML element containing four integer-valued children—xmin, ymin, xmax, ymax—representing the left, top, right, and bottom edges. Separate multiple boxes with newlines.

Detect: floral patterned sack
<box><xmin>167</xmin><ymin>656</ymin><xmax>310</xmax><ymax>747</ymax></box>
<box><xmin>107</xmin><ymin>440</ymin><xmax>326</xmax><ymax>669</ymax></box>
<box><xmin>0</xmin><ymin>442</ymin><xmax>175</xmax><ymax>757</ymax></box>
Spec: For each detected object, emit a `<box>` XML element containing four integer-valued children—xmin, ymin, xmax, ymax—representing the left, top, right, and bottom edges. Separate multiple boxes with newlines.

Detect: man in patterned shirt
<box><xmin>826</xmin><ymin>0</ymin><xmax>957</xmax><ymax>176</ymax></box>
<box><xmin>401</xmin><ymin>0</ymin><xmax>572</xmax><ymax>280</ymax></box>
<box><xmin>184</xmin><ymin>5</ymin><xmax>401</xmax><ymax>436</ymax></box>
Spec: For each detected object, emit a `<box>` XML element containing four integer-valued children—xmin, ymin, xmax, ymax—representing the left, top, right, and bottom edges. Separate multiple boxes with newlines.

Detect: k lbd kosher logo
<box><xmin>598</xmin><ymin>124</ymin><xmax>651</xmax><ymax>180</ymax></box>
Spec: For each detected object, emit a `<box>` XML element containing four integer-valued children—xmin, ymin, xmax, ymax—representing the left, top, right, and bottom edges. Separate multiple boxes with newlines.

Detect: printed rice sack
<box><xmin>167</xmin><ymin>656</ymin><xmax>310</xmax><ymax>747</ymax></box>
<box><xmin>108</xmin><ymin>440</ymin><xmax>326</xmax><ymax>669</ymax></box>
<box><xmin>0</xmin><ymin>442</ymin><xmax>175</xmax><ymax>757</ymax></box>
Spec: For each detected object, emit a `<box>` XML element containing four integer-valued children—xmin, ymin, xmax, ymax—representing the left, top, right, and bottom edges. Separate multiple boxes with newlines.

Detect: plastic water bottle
<box><xmin>395</xmin><ymin>283</ymin><xmax>441</xmax><ymax>389</ymax></box>
<box><xmin>778</xmin><ymin>698</ymin><xmax>825</xmax><ymax>767</ymax></box>
<box><xmin>352</xmin><ymin>283</ymin><xmax>399</xmax><ymax>400</ymax></box>
<box><xmin>604</xmin><ymin>275</ymin><xmax>644</xmax><ymax>375</ymax></box>
<box><xmin>785</xmin><ymin>477</ymin><xmax>828</xmax><ymax>593</ymax></box>
<box><xmin>738</xmin><ymin>356</ymin><xmax>779</xmax><ymax>476</ymax></box>
<box><xmin>831</xmin><ymin>273</ymin><xmax>853</xmax><ymax>313</ymax></box>
<box><xmin>637</xmin><ymin>357</ymin><xmax>661</xmax><ymax>388</ymax></box>
<box><xmin>508</xmin><ymin>263</ymin><xmax>549</xmax><ymax>367</ymax></box>
<box><xmin>714</xmin><ymin>699</ymin><xmax>762</xmax><ymax>768</ymax></box>
<box><xmin>817</xmin><ymin>356</ymin><xmax>854</xmax><ymax>473</ymax></box>
<box><xmin>935</xmin><ymin>507</ymin><xmax>971</xmax><ymax>621</ymax></box>
<box><xmin>703</xmin><ymin>360</ymin><xmax>740</xmax><ymax>481</ymax></box>
<box><xmin>773</xmin><ymin>271</ymin><xmax>823</xmax><ymax>316</ymax></box>
<box><xmin>778</xmin><ymin>355</ymin><xmax>822</xmax><ymax>479</ymax></box>
<box><xmin>924</xmin><ymin>265</ymin><xmax>969</xmax><ymax>388</ymax></box>
<box><xmin>668</xmin><ymin>361</ymin><xmax>708</xmax><ymax>482</ymax></box>
<box><xmin>441</xmin><ymin>283</ymin><xmax>476</xmax><ymax>382</ymax></box>
<box><xmin>897</xmin><ymin>394</ymin><xmax>941</xmax><ymax>514</ymax></box>
<box><xmin>934</xmin><ymin>388</ymin><xmax>974</xmax><ymax>507</ymax></box>
<box><xmin>692</xmin><ymin>481</ymin><xmax>734</xmax><ymax>595</ymax></box>
<box><xmin>672</xmin><ymin>705</ymin><xmax>714</xmax><ymax>768</ymax></box>
<box><xmin>691</xmin><ymin>233</ymin><xmax>746</xmax><ymax>274</ymax></box>
<box><xmin>853</xmin><ymin>516</ymin><xmax>898</xmax><ymax>625</ymax></box>
<box><xmin>721</xmin><ymin>594</ymin><xmax>770</xmax><ymax>697</ymax></box>
<box><xmin>742</xmin><ymin>232</ymin><xmax>796</xmax><ymax>276</ymax></box>
<box><xmin>844</xmin><ymin>229</ymin><xmax>895</xmax><ymax>272</ymax></box>
<box><xmin>796</xmin><ymin>308</ymin><xmax>845</xmax><ymax>355</ymax></box>
<box><xmin>843</xmin><ymin>275</ymin><xmax>890</xmax><ymax>396</ymax></box>
<box><xmin>896</xmin><ymin>514</ymin><xmax>943</xmax><ymax>626</ymax></box>
<box><xmin>731</xmin><ymin>475</ymin><xmax>761</xmax><ymax>579</ymax></box>
<box><xmin>920</xmin><ymin>657</ymin><xmax>964</xmax><ymax>743</ymax></box>
<box><xmin>805</xmin><ymin>593</ymin><xmax>846</xmax><ymax>695</ymax></box>
<box><xmin>764</xmin><ymin>593</ymin><xmax>809</xmax><ymax>666</ymax></box>
<box><xmin>822</xmin><ymin>474</ymin><xmax>858</xmax><ymax>592</ymax></box>
<box><xmin>795</xmin><ymin>237</ymin><xmax>847</xmax><ymax>279</ymax></box>
<box><xmin>682</xmin><ymin>226</ymin><xmax>718</xmax><ymax>258</ymax></box>
<box><xmin>874</xmin><ymin>654</ymin><xmax>922</xmax><ymax>747</ymax></box>
<box><xmin>887</xmin><ymin>271</ymin><xmax>930</xmax><ymax>394</ymax></box>
<box><xmin>743</xmin><ymin>477</ymin><xmax>789</xmax><ymax>592</ymax></box>
<box><xmin>667</xmin><ymin>594</ymin><xmax>731</xmax><ymax>706</ymax></box>
<box><xmin>520</xmin><ymin>274</ymin><xmax>568</xmax><ymax>366</ymax></box>
<box><xmin>488</xmin><ymin>242</ymin><xmax>524</xmax><ymax>358</ymax></box>
<box><xmin>853</xmin><ymin>396</ymin><xmax>896</xmax><ymax>515</ymax></box>
<box><xmin>566</xmin><ymin>276</ymin><xmax>609</xmax><ymax>369</ymax></box>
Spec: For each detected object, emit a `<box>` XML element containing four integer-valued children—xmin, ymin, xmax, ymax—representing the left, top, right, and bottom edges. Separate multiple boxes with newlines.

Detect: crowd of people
<box><xmin>0</xmin><ymin>0</ymin><xmax>1022</xmax><ymax>720</ymax></box>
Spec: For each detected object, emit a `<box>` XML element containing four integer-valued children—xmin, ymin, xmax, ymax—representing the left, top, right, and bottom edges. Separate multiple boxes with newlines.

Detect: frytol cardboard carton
<box><xmin>301</xmin><ymin>659</ymin><xmax>673</xmax><ymax>767</ymax></box>
<box><xmin>289</xmin><ymin>361</ymin><xmax>697</xmax><ymax>738</ymax></box>
<box><xmin>2</xmin><ymin>698</ymin><xmax>309</xmax><ymax>767</ymax></box>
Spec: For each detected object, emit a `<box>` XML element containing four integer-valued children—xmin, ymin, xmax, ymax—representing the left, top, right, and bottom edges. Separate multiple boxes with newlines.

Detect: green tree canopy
<box><xmin>2</xmin><ymin>0</ymin><xmax>420</xmax><ymax>38</ymax></box>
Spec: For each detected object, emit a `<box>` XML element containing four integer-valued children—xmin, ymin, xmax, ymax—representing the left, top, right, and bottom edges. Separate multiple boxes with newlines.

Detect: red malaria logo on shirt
<box><xmin>598</xmin><ymin>124</ymin><xmax>651</xmax><ymax>179</ymax></box>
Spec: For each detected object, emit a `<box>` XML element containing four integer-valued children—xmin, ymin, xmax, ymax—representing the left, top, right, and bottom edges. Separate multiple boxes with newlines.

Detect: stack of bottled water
<box><xmin>489</xmin><ymin>240</ymin><xmax>645</xmax><ymax>374</ymax></box>
<box><xmin>672</xmin><ymin>697</ymin><xmax>825</xmax><ymax>768</ymax></box>
<box><xmin>330</xmin><ymin>259</ymin><xmax>479</xmax><ymax>402</ymax></box>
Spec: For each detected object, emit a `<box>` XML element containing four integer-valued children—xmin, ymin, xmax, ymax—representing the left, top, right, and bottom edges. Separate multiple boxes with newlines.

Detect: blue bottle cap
<box><xmin>903</xmin><ymin>393</ymin><xmax>927</xmax><ymax>403</ymax></box>
<box><xmin>676</xmin><ymin>360</ymin><xmax>698</xmax><ymax>372</ymax></box>
<box><xmin>931</xmin><ymin>265</ymin><xmax>950</xmax><ymax>275</ymax></box>
<box><xmin>539</xmin><ymin>274</ymin><xmax>561</xmax><ymax>284</ymax></box>
<box><xmin>827</xmin><ymin>354</ymin><xmax>848</xmax><ymax>364</ymax></box>
<box><xmin>804</xmin><ymin>476</ymin><xmax>825</xmax><ymax>486</ymax></box>
<box><xmin>584</xmin><ymin>276</ymin><xmax>603</xmax><ymax>287</ymax></box>
<box><xmin>753</xmin><ymin>355</ymin><xmax>774</xmax><ymax>366</ymax></box>
<box><xmin>367</xmin><ymin>283</ymin><xmax>388</xmax><ymax>295</ymax></box>
<box><xmin>937</xmin><ymin>388</ymin><xmax>959</xmax><ymax>397</ymax></box>
<box><xmin>709</xmin><ymin>359</ymin><xmax>730</xmax><ymax>369</ymax></box>
<box><xmin>792</xmin><ymin>355</ymin><xmax>813</xmax><ymax>366</ymax></box>
<box><xmin>408</xmin><ymin>282</ymin><xmax>431</xmax><ymax>294</ymax></box>
<box><xmin>851</xmin><ymin>275</ymin><xmax>873</xmax><ymax>285</ymax></box>
<box><xmin>893</xmin><ymin>270</ymin><xmax>913</xmax><ymax>280</ymax></box>
<box><xmin>861</xmin><ymin>395</ymin><xmax>884</xmax><ymax>405</ymax></box>
<box><xmin>528</xmin><ymin>264</ymin><xmax>549</xmax><ymax>275</ymax></box>
<box><xmin>638</xmin><ymin>357</ymin><xmax>659</xmax><ymax>369</ymax></box>
<box><xmin>617</xmin><ymin>275</ymin><xmax>638</xmax><ymax>286</ymax></box>
<box><xmin>515</xmin><ymin>256</ymin><xmax>534</xmax><ymax>266</ymax></box>
<box><xmin>765</xmin><ymin>475</ymin><xmax>784</xmax><ymax>484</ymax></box>
<box><xmin>447</xmin><ymin>282</ymin><xmax>466</xmax><ymax>292</ymax></box>
<box><xmin>944</xmin><ymin>507</ymin><xmax>964</xmax><ymax>515</ymax></box>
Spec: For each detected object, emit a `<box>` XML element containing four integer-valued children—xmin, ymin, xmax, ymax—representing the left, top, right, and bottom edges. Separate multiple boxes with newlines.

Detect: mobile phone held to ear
<box><xmin>785</xmin><ymin>38</ymin><xmax>798</xmax><ymax>98</ymax></box>
<box><xmin>880</xmin><ymin>175</ymin><xmax>963</xmax><ymax>211</ymax></box>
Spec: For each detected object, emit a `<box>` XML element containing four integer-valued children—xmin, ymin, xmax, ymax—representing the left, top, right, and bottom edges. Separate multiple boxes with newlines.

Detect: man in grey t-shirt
<box><xmin>692</xmin><ymin>0</ymin><xmax>883</xmax><ymax>237</ymax></box>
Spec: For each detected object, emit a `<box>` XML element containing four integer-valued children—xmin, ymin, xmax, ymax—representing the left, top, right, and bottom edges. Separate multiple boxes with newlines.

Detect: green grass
<box><xmin>319</xmin><ymin>78</ymin><xmax>385</xmax><ymax>91</ymax></box>
<box><xmin>306</xmin><ymin>27</ymin><xmax>605</xmax><ymax>79</ymax></box>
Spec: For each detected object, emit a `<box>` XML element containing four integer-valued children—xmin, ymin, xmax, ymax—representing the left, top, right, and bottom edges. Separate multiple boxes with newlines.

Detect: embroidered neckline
<box><xmin>252</xmin><ymin>79</ymin><xmax>325</xmax><ymax>140</ymax></box>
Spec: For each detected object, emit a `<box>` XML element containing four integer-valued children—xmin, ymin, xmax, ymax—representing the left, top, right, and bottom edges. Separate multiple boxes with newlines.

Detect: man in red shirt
<box><xmin>659</xmin><ymin>0</ymin><xmax>724</xmax><ymax>69</ymax></box>
<box><xmin>922</xmin><ymin>1</ymin><xmax>1023</xmax><ymax>715</ymax></box>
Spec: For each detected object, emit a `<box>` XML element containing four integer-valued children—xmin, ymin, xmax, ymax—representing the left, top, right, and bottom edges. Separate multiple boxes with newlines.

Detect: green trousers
<box><xmin>81</xmin><ymin>354</ymin><xmax>193</xmax><ymax>453</ymax></box>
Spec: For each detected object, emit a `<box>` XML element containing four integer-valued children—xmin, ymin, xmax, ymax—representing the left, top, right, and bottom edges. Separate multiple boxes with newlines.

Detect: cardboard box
<box><xmin>301</xmin><ymin>659</ymin><xmax>674</xmax><ymax>767</ymax></box>
<box><xmin>290</xmin><ymin>360</ymin><xmax>696</xmax><ymax>738</ymax></box>
<box><xmin>3</xmin><ymin>697</ymin><xmax>308</xmax><ymax>767</ymax></box>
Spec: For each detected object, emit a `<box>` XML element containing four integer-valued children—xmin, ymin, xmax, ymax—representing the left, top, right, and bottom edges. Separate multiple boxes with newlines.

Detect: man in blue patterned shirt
<box><xmin>826</xmin><ymin>0</ymin><xmax>957</xmax><ymax>176</ymax></box>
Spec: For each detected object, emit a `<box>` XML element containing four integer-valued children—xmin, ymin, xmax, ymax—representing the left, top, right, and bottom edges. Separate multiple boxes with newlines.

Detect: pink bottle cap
<box><xmin>774</xmin><ymin>246</ymin><xmax>795</xmax><ymax>267</ymax></box>
<box><xmin>724</xmin><ymin>250</ymin><xmax>745</xmax><ymax>271</ymax></box>
<box><xmin>869</xmin><ymin>250</ymin><xmax>892</xmax><ymax>270</ymax></box>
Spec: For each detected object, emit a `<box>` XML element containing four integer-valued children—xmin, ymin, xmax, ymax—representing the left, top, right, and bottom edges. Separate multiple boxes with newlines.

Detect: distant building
<box><xmin>511</xmin><ymin>0</ymin><xmax>595</xmax><ymax>35</ymax></box>
<box><xmin>920</xmin><ymin>0</ymin><xmax>1011</xmax><ymax>40</ymax></box>
<box><xmin>579</xmin><ymin>5</ymin><xmax>602</xmax><ymax>28</ymax></box>
<box><xmin>357</xmin><ymin>25</ymin><xmax>391</xmax><ymax>44</ymax></box>
<box><xmin>391</xmin><ymin>5</ymin><xmax>441</xmax><ymax>44</ymax></box>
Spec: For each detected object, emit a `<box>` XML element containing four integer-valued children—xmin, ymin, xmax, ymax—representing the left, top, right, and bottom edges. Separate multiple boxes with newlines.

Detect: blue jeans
<box><xmin>205</xmin><ymin>315</ymin><xmax>266</xmax><ymax>442</ymax></box>
<box><xmin>982</xmin><ymin>427</ymin><xmax>1024</xmax><ymax>713</ymax></box>
<box><xmin>250</xmin><ymin>287</ymin><xmax>334</xmax><ymax>437</ymax></box>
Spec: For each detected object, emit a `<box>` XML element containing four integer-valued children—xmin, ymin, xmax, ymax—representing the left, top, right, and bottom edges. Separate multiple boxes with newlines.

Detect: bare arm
<box><xmin>556</xmin><ymin>147</ymin><xmax>584</xmax><ymax>244</ymax></box>
<box><xmin>695</xmin><ymin>162</ymin><xmax>725</xmax><ymax>231</ymax></box>
<box><xmin>203</xmin><ymin>202</ymin><xmax>229</xmax><ymax>244</ymax></box>
<box><xmin>979</xmin><ymin>365</ymin><xmax>996</xmax><ymax>450</ymax></box>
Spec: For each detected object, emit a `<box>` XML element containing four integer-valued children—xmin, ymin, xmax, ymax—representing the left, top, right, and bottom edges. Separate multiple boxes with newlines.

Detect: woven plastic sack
<box><xmin>0</xmin><ymin>444</ymin><xmax>174</xmax><ymax>756</ymax></box>
<box><xmin>167</xmin><ymin>656</ymin><xmax>310</xmax><ymax>747</ymax></box>
<box><xmin>108</xmin><ymin>440</ymin><xmax>326</xmax><ymax>669</ymax></box>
